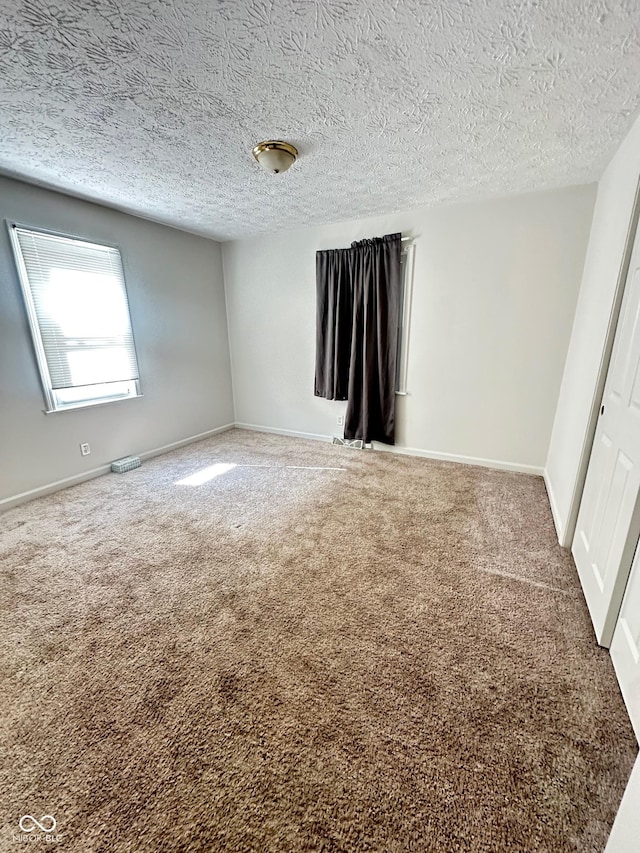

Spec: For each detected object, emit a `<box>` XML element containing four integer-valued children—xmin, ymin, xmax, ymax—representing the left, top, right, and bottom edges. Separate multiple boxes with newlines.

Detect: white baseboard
<box><xmin>235</xmin><ymin>422</ymin><xmax>332</xmax><ymax>443</ymax></box>
<box><xmin>234</xmin><ymin>422</ymin><xmax>543</xmax><ymax>476</ymax></box>
<box><xmin>0</xmin><ymin>462</ymin><xmax>115</xmax><ymax>512</ymax></box>
<box><xmin>371</xmin><ymin>441</ymin><xmax>544</xmax><ymax>476</ymax></box>
<box><xmin>137</xmin><ymin>423</ymin><xmax>234</xmax><ymax>462</ymax></box>
<box><xmin>0</xmin><ymin>423</ymin><xmax>235</xmax><ymax>512</ymax></box>
<box><xmin>543</xmin><ymin>469</ymin><xmax>569</xmax><ymax>547</ymax></box>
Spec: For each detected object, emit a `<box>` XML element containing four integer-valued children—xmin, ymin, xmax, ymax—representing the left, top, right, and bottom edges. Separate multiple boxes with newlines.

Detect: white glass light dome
<box><xmin>252</xmin><ymin>141</ymin><xmax>298</xmax><ymax>174</ymax></box>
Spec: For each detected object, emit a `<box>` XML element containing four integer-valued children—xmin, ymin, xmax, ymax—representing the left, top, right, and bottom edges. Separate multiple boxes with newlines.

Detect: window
<box><xmin>396</xmin><ymin>240</ymin><xmax>415</xmax><ymax>396</ymax></box>
<box><xmin>9</xmin><ymin>225</ymin><xmax>141</xmax><ymax>413</ymax></box>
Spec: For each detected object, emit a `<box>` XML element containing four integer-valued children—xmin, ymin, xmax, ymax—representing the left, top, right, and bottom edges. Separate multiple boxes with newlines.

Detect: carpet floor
<box><xmin>0</xmin><ymin>429</ymin><xmax>636</xmax><ymax>852</ymax></box>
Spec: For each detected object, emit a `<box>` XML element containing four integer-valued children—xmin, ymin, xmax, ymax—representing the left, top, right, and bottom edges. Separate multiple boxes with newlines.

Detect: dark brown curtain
<box><xmin>314</xmin><ymin>248</ymin><xmax>353</xmax><ymax>400</ymax></box>
<box><xmin>344</xmin><ymin>234</ymin><xmax>401</xmax><ymax>445</ymax></box>
<box><xmin>315</xmin><ymin>232</ymin><xmax>402</xmax><ymax>445</ymax></box>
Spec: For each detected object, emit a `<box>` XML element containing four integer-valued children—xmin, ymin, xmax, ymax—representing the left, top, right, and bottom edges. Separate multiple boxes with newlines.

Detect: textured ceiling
<box><xmin>1</xmin><ymin>0</ymin><xmax>639</xmax><ymax>240</ymax></box>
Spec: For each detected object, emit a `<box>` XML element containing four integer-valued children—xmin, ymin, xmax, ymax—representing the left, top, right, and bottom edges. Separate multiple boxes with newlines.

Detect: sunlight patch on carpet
<box><xmin>175</xmin><ymin>462</ymin><xmax>237</xmax><ymax>485</ymax></box>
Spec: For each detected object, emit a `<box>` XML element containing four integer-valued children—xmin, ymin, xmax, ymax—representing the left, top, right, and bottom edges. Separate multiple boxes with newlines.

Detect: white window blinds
<box><xmin>11</xmin><ymin>227</ymin><xmax>140</xmax><ymax>393</ymax></box>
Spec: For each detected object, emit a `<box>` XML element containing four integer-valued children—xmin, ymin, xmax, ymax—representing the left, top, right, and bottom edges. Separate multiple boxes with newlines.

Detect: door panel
<box><xmin>631</xmin><ymin>359</ymin><xmax>640</xmax><ymax>411</ymax></box>
<box><xmin>592</xmin><ymin>449</ymin><xmax>633</xmax><ymax>586</ymax></box>
<box><xmin>611</xmin><ymin>540</ymin><xmax>640</xmax><ymax>742</ymax></box>
<box><xmin>572</xmin><ymin>226</ymin><xmax>640</xmax><ymax>647</ymax></box>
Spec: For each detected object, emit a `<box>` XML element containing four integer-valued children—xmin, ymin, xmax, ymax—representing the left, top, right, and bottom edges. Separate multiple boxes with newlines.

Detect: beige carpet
<box><xmin>0</xmin><ymin>429</ymin><xmax>636</xmax><ymax>852</ymax></box>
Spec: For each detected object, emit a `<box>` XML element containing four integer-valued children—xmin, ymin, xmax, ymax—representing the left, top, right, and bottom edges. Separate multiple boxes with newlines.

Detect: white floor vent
<box><xmin>332</xmin><ymin>436</ymin><xmax>364</xmax><ymax>449</ymax></box>
<box><xmin>111</xmin><ymin>455</ymin><xmax>141</xmax><ymax>473</ymax></box>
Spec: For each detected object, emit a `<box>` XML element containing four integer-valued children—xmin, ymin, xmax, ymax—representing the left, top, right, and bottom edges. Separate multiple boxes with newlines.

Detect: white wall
<box><xmin>223</xmin><ymin>185</ymin><xmax>595</xmax><ymax>473</ymax></box>
<box><xmin>545</xmin><ymin>115</ymin><xmax>640</xmax><ymax>544</ymax></box>
<box><xmin>0</xmin><ymin>176</ymin><xmax>234</xmax><ymax>504</ymax></box>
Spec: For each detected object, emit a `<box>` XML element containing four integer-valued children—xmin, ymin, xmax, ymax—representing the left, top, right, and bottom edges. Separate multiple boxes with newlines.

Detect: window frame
<box><xmin>7</xmin><ymin>221</ymin><xmax>143</xmax><ymax>414</ymax></box>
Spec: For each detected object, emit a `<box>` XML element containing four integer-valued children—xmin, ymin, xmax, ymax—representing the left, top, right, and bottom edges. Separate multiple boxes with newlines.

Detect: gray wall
<box><xmin>223</xmin><ymin>184</ymin><xmax>595</xmax><ymax>473</ymax></box>
<box><xmin>0</xmin><ymin>176</ymin><xmax>234</xmax><ymax>503</ymax></box>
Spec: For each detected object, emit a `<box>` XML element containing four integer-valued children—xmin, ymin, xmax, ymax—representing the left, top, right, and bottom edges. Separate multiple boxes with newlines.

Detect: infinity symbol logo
<box><xmin>19</xmin><ymin>815</ymin><xmax>57</xmax><ymax>833</ymax></box>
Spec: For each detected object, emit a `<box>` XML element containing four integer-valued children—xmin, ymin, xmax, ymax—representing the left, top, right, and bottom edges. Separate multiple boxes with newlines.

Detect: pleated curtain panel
<box><xmin>315</xmin><ymin>232</ymin><xmax>402</xmax><ymax>445</ymax></box>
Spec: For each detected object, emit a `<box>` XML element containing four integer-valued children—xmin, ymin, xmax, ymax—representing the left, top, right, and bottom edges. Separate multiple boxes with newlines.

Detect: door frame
<box><xmin>562</xmin><ymin>178</ymin><xmax>640</xmax><ymax>550</ymax></box>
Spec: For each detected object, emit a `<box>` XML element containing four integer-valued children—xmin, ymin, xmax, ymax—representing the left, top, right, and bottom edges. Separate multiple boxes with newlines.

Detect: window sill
<box><xmin>43</xmin><ymin>393</ymin><xmax>143</xmax><ymax>415</ymax></box>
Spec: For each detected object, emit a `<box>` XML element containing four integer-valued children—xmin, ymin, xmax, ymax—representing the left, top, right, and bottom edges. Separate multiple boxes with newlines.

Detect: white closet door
<box><xmin>572</xmin><ymin>220</ymin><xmax>640</xmax><ymax>647</ymax></box>
<box><xmin>610</xmin><ymin>540</ymin><xmax>640</xmax><ymax>742</ymax></box>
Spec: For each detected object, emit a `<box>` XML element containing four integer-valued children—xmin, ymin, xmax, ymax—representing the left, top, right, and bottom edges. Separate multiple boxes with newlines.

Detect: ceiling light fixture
<box><xmin>252</xmin><ymin>140</ymin><xmax>298</xmax><ymax>174</ymax></box>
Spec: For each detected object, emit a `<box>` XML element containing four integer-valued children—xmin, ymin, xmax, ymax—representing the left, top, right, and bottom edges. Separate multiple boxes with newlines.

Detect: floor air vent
<box><xmin>111</xmin><ymin>455</ymin><xmax>141</xmax><ymax>473</ymax></box>
<box><xmin>332</xmin><ymin>436</ymin><xmax>364</xmax><ymax>449</ymax></box>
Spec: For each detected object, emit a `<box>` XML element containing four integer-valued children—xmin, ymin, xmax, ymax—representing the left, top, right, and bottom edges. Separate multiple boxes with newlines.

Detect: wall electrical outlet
<box><xmin>80</xmin><ymin>443</ymin><xmax>91</xmax><ymax>456</ymax></box>
<box><xmin>337</xmin><ymin>415</ymin><xmax>344</xmax><ymax>426</ymax></box>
